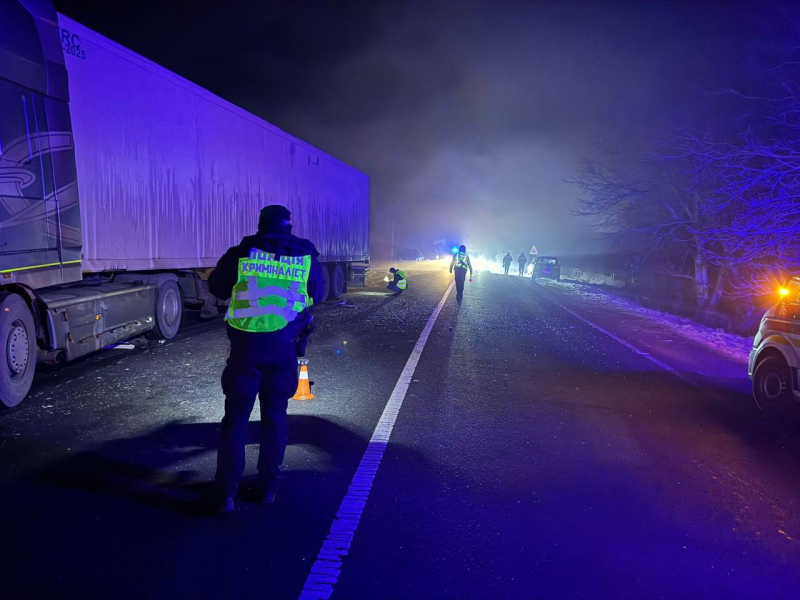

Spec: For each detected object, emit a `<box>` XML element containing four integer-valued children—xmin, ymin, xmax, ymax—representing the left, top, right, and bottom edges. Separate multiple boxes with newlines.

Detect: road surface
<box><xmin>2</xmin><ymin>261</ymin><xmax>799</xmax><ymax>599</ymax></box>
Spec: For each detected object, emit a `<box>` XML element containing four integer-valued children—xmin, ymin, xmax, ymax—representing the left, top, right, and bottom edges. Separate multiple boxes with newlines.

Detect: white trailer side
<box><xmin>58</xmin><ymin>14</ymin><xmax>369</xmax><ymax>273</ymax></box>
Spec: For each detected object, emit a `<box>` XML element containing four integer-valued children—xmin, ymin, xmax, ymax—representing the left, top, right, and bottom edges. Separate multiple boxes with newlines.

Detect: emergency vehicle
<box><xmin>749</xmin><ymin>276</ymin><xmax>800</xmax><ymax>415</ymax></box>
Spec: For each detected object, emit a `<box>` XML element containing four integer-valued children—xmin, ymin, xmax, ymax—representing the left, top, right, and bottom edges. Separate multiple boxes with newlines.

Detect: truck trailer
<box><xmin>0</xmin><ymin>1</ymin><xmax>370</xmax><ymax>407</ymax></box>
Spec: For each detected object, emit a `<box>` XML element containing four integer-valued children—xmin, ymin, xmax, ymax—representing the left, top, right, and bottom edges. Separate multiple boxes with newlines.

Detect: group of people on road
<box><xmin>503</xmin><ymin>252</ymin><xmax>530</xmax><ymax>276</ymax></box>
<box><xmin>386</xmin><ymin>245</ymin><xmax>473</xmax><ymax>304</ymax></box>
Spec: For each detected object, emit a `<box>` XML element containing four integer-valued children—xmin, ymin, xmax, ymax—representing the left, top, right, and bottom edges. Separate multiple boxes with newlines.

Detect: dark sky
<box><xmin>55</xmin><ymin>0</ymin><xmax>797</xmax><ymax>257</ymax></box>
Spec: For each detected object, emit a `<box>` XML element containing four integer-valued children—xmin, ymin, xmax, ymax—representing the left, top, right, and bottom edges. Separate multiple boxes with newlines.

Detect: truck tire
<box><xmin>0</xmin><ymin>293</ymin><xmax>37</xmax><ymax>408</ymax></box>
<box><xmin>753</xmin><ymin>355</ymin><xmax>794</xmax><ymax>417</ymax></box>
<box><xmin>329</xmin><ymin>264</ymin><xmax>345</xmax><ymax>300</ymax></box>
<box><xmin>320</xmin><ymin>264</ymin><xmax>331</xmax><ymax>303</ymax></box>
<box><xmin>146</xmin><ymin>281</ymin><xmax>183</xmax><ymax>340</ymax></box>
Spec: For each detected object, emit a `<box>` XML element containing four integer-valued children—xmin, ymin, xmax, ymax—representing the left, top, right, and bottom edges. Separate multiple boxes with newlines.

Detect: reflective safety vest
<box><xmin>396</xmin><ymin>270</ymin><xmax>407</xmax><ymax>290</ymax></box>
<box><xmin>226</xmin><ymin>249</ymin><xmax>313</xmax><ymax>333</ymax></box>
<box><xmin>454</xmin><ymin>252</ymin><xmax>470</xmax><ymax>269</ymax></box>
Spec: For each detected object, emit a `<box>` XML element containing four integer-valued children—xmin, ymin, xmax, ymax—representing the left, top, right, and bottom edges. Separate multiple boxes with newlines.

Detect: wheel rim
<box><xmin>6</xmin><ymin>319</ymin><xmax>30</xmax><ymax>379</ymax></box>
<box><xmin>760</xmin><ymin>370</ymin><xmax>787</xmax><ymax>402</ymax></box>
<box><xmin>162</xmin><ymin>288</ymin><xmax>180</xmax><ymax>328</ymax></box>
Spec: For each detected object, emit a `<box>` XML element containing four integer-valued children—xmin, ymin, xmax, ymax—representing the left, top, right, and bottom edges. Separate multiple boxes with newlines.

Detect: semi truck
<box><xmin>0</xmin><ymin>1</ymin><xmax>370</xmax><ymax>407</ymax></box>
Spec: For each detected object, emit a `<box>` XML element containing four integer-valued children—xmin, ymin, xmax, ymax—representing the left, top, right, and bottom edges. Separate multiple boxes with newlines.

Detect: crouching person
<box><xmin>387</xmin><ymin>267</ymin><xmax>407</xmax><ymax>295</ymax></box>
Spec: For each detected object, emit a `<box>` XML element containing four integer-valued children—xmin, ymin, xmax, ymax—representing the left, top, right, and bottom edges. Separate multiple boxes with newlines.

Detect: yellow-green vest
<box><xmin>454</xmin><ymin>252</ymin><xmax>470</xmax><ymax>269</ymax></box>
<box><xmin>226</xmin><ymin>249</ymin><xmax>312</xmax><ymax>333</ymax></box>
<box><xmin>396</xmin><ymin>270</ymin><xmax>407</xmax><ymax>290</ymax></box>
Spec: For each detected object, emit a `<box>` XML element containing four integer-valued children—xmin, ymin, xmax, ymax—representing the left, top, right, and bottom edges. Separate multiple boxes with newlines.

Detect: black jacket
<box><xmin>209</xmin><ymin>232</ymin><xmax>326</xmax><ymax>341</ymax></box>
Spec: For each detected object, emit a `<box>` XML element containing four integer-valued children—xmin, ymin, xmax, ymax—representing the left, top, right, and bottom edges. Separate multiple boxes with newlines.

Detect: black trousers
<box><xmin>518</xmin><ymin>263</ymin><xmax>525</xmax><ymax>275</ymax></box>
<box><xmin>216</xmin><ymin>333</ymin><xmax>298</xmax><ymax>497</ymax></box>
<box><xmin>387</xmin><ymin>282</ymin><xmax>402</xmax><ymax>294</ymax></box>
<box><xmin>454</xmin><ymin>268</ymin><xmax>467</xmax><ymax>300</ymax></box>
<box><xmin>504</xmin><ymin>263</ymin><xmax>510</xmax><ymax>274</ymax></box>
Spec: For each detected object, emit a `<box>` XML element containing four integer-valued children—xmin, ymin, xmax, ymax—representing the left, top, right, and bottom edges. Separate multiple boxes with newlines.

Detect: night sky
<box><xmin>54</xmin><ymin>0</ymin><xmax>796</xmax><ymax>258</ymax></box>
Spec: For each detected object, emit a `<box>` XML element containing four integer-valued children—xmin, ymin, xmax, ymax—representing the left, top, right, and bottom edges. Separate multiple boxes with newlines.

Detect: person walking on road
<box><xmin>450</xmin><ymin>245</ymin><xmax>473</xmax><ymax>304</ymax></box>
<box><xmin>209</xmin><ymin>205</ymin><xmax>325</xmax><ymax>513</ymax></box>
<box><xmin>386</xmin><ymin>267</ymin><xmax>407</xmax><ymax>295</ymax></box>
<box><xmin>517</xmin><ymin>253</ymin><xmax>528</xmax><ymax>276</ymax></box>
<box><xmin>503</xmin><ymin>252</ymin><xmax>513</xmax><ymax>275</ymax></box>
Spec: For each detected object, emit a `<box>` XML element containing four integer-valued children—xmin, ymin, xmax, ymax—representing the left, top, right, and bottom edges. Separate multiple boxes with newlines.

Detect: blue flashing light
<box><xmin>451</xmin><ymin>246</ymin><xmax>459</xmax><ymax>253</ymax></box>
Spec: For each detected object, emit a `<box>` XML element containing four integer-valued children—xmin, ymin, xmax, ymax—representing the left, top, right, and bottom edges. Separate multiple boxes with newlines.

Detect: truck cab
<box><xmin>1</xmin><ymin>1</ymin><xmax>174</xmax><ymax>407</ymax></box>
<box><xmin>1</xmin><ymin>1</ymin><xmax>83</xmax><ymax>288</ymax></box>
<box><xmin>749</xmin><ymin>276</ymin><xmax>800</xmax><ymax>415</ymax></box>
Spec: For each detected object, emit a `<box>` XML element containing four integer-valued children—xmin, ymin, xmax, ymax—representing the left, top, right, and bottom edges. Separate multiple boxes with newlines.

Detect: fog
<box><xmin>57</xmin><ymin>0</ymin><xmax>796</xmax><ymax>258</ymax></box>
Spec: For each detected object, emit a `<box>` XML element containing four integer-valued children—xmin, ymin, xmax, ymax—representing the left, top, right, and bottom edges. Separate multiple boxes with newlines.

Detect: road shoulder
<box><xmin>530</xmin><ymin>278</ymin><xmax>751</xmax><ymax>398</ymax></box>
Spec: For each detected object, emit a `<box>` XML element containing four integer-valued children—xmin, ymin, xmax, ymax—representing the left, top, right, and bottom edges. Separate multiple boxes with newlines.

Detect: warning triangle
<box><xmin>529</xmin><ymin>245</ymin><xmax>539</xmax><ymax>255</ymax></box>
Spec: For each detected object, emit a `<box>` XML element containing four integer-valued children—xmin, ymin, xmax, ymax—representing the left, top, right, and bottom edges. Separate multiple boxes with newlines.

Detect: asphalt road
<box><xmin>2</xmin><ymin>261</ymin><xmax>800</xmax><ymax>599</ymax></box>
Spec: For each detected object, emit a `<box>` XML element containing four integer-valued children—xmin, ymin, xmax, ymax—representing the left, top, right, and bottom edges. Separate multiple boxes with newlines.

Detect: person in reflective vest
<box><xmin>387</xmin><ymin>267</ymin><xmax>407</xmax><ymax>294</ymax></box>
<box><xmin>449</xmin><ymin>245</ymin><xmax>473</xmax><ymax>303</ymax></box>
<box><xmin>226</xmin><ymin>251</ymin><xmax>312</xmax><ymax>331</ymax></box>
<box><xmin>209</xmin><ymin>205</ymin><xmax>325</xmax><ymax>512</ymax></box>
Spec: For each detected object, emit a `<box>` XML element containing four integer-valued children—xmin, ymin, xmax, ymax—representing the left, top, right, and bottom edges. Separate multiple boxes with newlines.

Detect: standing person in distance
<box><xmin>449</xmin><ymin>245</ymin><xmax>473</xmax><ymax>304</ymax></box>
<box><xmin>503</xmin><ymin>252</ymin><xmax>513</xmax><ymax>275</ymax></box>
<box><xmin>209</xmin><ymin>205</ymin><xmax>325</xmax><ymax>513</ymax></box>
<box><xmin>517</xmin><ymin>252</ymin><xmax>528</xmax><ymax>276</ymax></box>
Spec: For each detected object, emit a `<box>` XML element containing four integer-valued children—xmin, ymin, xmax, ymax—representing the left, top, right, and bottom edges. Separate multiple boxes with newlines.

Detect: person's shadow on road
<box><xmin>29</xmin><ymin>415</ymin><xmax>365</xmax><ymax>516</ymax></box>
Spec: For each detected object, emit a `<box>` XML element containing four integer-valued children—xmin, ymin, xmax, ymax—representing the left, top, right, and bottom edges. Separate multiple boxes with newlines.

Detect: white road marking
<box><xmin>558</xmin><ymin>303</ymin><xmax>697</xmax><ymax>386</ymax></box>
<box><xmin>298</xmin><ymin>281</ymin><xmax>455</xmax><ymax>600</ymax></box>
<box><xmin>530</xmin><ymin>281</ymin><xmax>729</xmax><ymax>399</ymax></box>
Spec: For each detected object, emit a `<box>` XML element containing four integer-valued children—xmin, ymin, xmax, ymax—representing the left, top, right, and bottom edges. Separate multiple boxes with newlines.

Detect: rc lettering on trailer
<box><xmin>60</xmin><ymin>29</ymin><xmax>86</xmax><ymax>60</ymax></box>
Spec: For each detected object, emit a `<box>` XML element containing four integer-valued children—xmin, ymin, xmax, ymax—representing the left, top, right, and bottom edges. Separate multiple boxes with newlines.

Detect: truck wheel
<box><xmin>753</xmin><ymin>355</ymin><xmax>794</xmax><ymax>417</ymax></box>
<box><xmin>320</xmin><ymin>265</ymin><xmax>331</xmax><ymax>303</ymax></box>
<box><xmin>0</xmin><ymin>293</ymin><xmax>37</xmax><ymax>408</ymax></box>
<box><xmin>329</xmin><ymin>264</ymin><xmax>345</xmax><ymax>300</ymax></box>
<box><xmin>146</xmin><ymin>281</ymin><xmax>182</xmax><ymax>340</ymax></box>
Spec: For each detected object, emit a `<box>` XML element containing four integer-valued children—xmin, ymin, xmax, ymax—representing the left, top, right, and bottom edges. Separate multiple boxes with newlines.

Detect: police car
<box><xmin>749</xmin><ymin>276</ymin><xmax>800</xmax><ymax>415</ymax></box>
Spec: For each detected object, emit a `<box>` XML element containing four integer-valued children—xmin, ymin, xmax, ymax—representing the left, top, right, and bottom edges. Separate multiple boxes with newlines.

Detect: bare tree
<box><xmin>572</xmin><ymin>59</ymin><xmax>800</xmax><ymax>308</ymax></box>
<box><xmin>568</xmin><ymin>143</ymin><xmax>726</xmax><ymax>308</ymax></box>
<box><xmin>678</xmin><ymin>78</ymin><xmax>800</xmax><ymax>297</ymax></box>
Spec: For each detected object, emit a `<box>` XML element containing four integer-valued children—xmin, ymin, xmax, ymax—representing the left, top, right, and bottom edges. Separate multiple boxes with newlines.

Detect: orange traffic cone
<box><xmin>293</xmin><ymin>358</ymin><xmax>315</xmax><ymax>401</ymax></box>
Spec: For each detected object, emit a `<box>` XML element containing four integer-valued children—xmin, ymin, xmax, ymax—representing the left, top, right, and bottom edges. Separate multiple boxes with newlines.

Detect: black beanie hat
<box><xmin>258</xmin><ymin>205</ymin><xmax>292</xmax><ymax>233</ymax></box>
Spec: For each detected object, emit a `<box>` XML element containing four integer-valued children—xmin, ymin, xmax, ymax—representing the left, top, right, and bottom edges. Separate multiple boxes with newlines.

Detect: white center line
<box><xmin>298</xmin><ymin>281</ymin><xmax>455</xmax><ymax>600</ymax></box>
